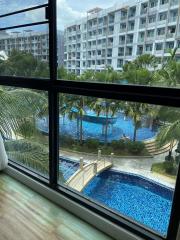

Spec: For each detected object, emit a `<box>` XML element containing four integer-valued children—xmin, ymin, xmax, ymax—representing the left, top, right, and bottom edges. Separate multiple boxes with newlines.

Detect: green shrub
<box><xmin>175</xmin><ymin>155</ymin><xmax>180</xmax><ymax>165</ymax></box>
<box><xmin>165</xmin><ymin>155</ymin><xmax>174</xmax><ymax>162</ymax></box>
<box><xmin>164</xmin><ymin>161</ymin><xmax>176</xmax><ymax>175</ymax></box>
<box><xmin>111</xmin><ymin>139</ymin><xmax>125</xmax><ymax>151</ymax></box>
<box><xmin>85</xmin><ymin>138</ymin><xmax>99</xmax><ymax>150</ymax></box>
<box><xmin>59</xmin><ymin>135</ymin><xmax>75</xmax><ymax>147</ymax></box>
<box><xmin>126</xmin><ymin>141</ymin><xmax>145</xmax><ymax>154</ymax></box>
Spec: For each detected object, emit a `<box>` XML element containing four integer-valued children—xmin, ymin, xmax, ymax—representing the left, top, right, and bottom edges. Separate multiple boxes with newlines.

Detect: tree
<box><xmin>124</xmin><ymin>103</ymin><xmax>154</xmax><ymax>141</ymax></box>
<box><xmin>156</xmin><ymin>120</ymin><xmax>180</xmax><ymax>161</ymax></box>
<box><xmin>156</xmin><ymin>107</ymin><xmax>180</xmax><ymax>160</ymax></box>
<box><xmin>65</xmin><ymin>95</ymin><xmax>87</xmax><ymax>145</ymax></box>
<box><xmin>156</xmin><ymin>48</ymin><xmax>180</xmax><ymax>87</ymax></box>
<box><xmin>0</xmin><ymin>50</ymin><xmax>49</xmax><ymax>78</ymax></box>
<box><xmin>122</xmin><ymin>54</ymin><xmax>160</xmax><ymax>86</ymax></box>
<box><xmin>90</xmin><ymin>98</ymin><xmax>120</xmax><ymax>144</ymax></box>
<box><xmin>0</xmin><ymin>87</ymin><xmax>50</xmax><ymax>176</ymax></box>
<box><xmin>95</xmin><ymin>66</ymin><xmax>122</xmax><ymax>84</ymax></box>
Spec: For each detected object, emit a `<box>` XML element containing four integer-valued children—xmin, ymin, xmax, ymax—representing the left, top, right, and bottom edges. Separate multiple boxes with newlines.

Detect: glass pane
<box><xmin>58</xmin><ymin>93</ymin><xmax>180</xmax><ymax>237</ymax></box>
<box><xmin>57</xmin><ymin>0</ymin><xmax>180</xmax><ymax>88</ymax></box>
<box><xmin>0</xmin><ymin>24</ymin><xmax>49</xmax><ymax>78</ymax></box>
<box><xmin>0</xmin><ymin>0</ymin><xmax>48</xmax><ymax>15</ymax></box>
<box><xmin>0</xmin><ymin>7</ymin><xmax>46</xmax><ymax>29</ymax></box>
<box><xmin>1</xmin><ymin>86</ymin><xmax>49</xmax><ymax>177</ymax></box>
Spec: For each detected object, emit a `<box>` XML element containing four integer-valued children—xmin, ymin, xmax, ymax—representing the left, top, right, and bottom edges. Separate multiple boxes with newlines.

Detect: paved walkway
<box><xmin>60</xmin><ymin>149</ymin><xmax>176</xmax><ymax>189</ymax></box>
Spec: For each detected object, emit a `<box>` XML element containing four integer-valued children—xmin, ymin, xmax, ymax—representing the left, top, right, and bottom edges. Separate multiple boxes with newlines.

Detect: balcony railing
<box><xmin>160</xmin><ymin>3</ymin><xmax>169</xmax><ymax>9</ymax></box>
<box><xmin>168</xmin><ymin>16</ymin><xmax>177</xmax><ymax>23</ymax></box>
<box><xmin>167</xmin><ymin>33</ymin><xmax>175</xmax><ymax>38</ymax></box>
<box><xmin>170</xmin><ymin>0</ymin><xmax>179</xmax><ymax>6</ymax></box>
<box><xmin>155</xmin><ymin>49</ymin><xmax>163</xmax><ymax>54</ymax></box>
<box><xmin>138</xmin><ymin>37</ymin><xmax>145</xmax><ymax>43</ymax></box>
<box><xmin>141</xmin><ymin>8</ymin><xmax>148</xmax><ymax>15</ymax></box>
<box><xmin>120</xmin><ymin>28</ymin><xmax>126</xmax><ymax>33</ymax></box>
<box><xmin>156</xmin><ymin>34</ymin><xmax>165</xmax><ymax>40</ymax></box>
<box><xmin>126</xmin><ymin>40</ymin><xmax>133</xmax><ymax>44</ymax></box>
<box><xmin>139</xmin><ymin>23</ymin><xmax>146</xmax><ymax>29</ymax></box>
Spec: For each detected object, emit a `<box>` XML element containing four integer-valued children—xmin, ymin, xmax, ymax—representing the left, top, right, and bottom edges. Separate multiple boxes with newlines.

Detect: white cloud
<box><xmin>57</xmin><ymin>0</ymin><xmax>86</xmax><ymax>30</ymax></box>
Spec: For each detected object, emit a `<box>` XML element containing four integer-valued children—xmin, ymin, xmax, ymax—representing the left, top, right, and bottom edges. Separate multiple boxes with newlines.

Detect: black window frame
<box><xmin>0</xmin><ymin>1</ymin><xmax>179</xmax><ymax>240</ymax></box>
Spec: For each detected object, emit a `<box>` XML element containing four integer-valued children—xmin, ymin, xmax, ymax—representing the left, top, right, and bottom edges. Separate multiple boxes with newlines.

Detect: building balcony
<box><xmin>137</xmin><ymin>51</ymin><xmax>143</xmax><ymax>55</ymax></box>
<box><xmin>138</xmin><ymin>38</ymin><xmax>145</xmax><ymax>43</ymax></box>
<box><xmin>170</xmin><ymin>0</ymin><xmax>179</xmax><ymax>7</ymax></box>
<box><xmin>158</xmin><ymin>20</ymin><xmax>167</xmax><ymax>25</ymax></box>
<box><xmin>140</xmin><ymin>9</ymin><xmax>148</xmax><ymax>15</ymax></box>
<box><xmin>120</xmin><ymin>16</ymin><xmax>127</xmax><ymax>21</ymax></box>
<box><xmin>139</xmin><ymin>24</ymin><xmax>146</xmax><ymax>29</ymax></box>
<box><xmin>155</xmin><ymin>49</ymin><xmax>163</xmax><ymax>54</ymax></box>
<box><xmin>119</xmin><ymin>41</ymin><xmax>125</xmax><ymax>45</ymax></box>
<box><xmin>168</xmin><ymin>16</ymin><xmax>177</xmax><ymax>23</ymax></box>
<box><xmin>149</xmin><ymin>7</ymin><xmax>158</xmax><ymax>13</ymax></box>
<box><xmin>160</xmin><ymin>3</ymin><xmax>169</xmax><ymax>10</ymax></box>
<box><xmin>166</xmin><ymin>33</ymin><xmax>175</xmax><ymax>39</ymax></box>
<box><xmin>146</xmin><ymin>36</ymin><xmax>155</xmax><ymax>42</ymax></box>
<box><xmin>120</xmin><ymin>28</ymin><xmax>126</xmax><ymax>33</ymax></box>
<box><xmin>156</xmin><ymin>35</ymin><xmax>165</xmax><ymax>40</ymax></box>
<box><xmin>108</xmin><ymin>42</ymin><xmax>113</xmax><ymax>47</ymax></box>
<box><xmin>118</xmin><ymin>53</ymin><xmax>124</xmax><ymax>57</ymax></box>
<box><xmin>126</xmin><ymin>39</ymin><xmax>133</xmax><ymax>44</ymax></box>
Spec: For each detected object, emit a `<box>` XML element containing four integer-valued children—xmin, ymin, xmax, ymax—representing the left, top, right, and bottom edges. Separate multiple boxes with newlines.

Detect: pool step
<box><xmin>144</xmin><ymin>140</ymin><xmax>177</xmax><ymax>156</ymax></box>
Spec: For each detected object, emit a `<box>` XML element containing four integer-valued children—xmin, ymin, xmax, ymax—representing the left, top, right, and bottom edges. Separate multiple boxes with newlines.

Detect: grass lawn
<box><xmin>151</xmin><ymin>162</ymin><xmax>177</xmax><ymax>180</ymax></box>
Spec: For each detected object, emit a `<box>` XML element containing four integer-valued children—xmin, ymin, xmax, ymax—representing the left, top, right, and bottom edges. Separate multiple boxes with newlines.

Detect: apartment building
<box><xmin>0</xmin><ymin>30</ymin><xmax>64</xmax><ymax>66</ymax></box>
<box><xmin>64</xmin><ymin>0</ymin><xmax>180</xmax><ymax>74</ymax></box>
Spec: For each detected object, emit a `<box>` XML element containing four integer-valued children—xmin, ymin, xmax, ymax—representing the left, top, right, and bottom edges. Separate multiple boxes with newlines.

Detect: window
<box><xmin>0</xmin><ymin>1</ymin><xmax>180</xmax><ymax>240</ymax></box>
<box><xmin>148</xmin><ymin>15</ymin><xmax>156</xmax><ymax>23</ymax></box>
<box><xmin>156</xmin><ymin>43</ymin><xmax>163</xmax><ymax>50</ymax></box>
<box><xmin>159</xmin><ymin>12</ymin><xmax>168</xmax><ymax>21</ymax></box>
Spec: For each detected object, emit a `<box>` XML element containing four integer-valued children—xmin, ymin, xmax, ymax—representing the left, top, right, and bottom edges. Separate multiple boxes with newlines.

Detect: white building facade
<box><xmin>64</xmin><ymin>0</ymin><xmax>180</xmax><ymax>75</ymax></box>
<box><xmin>0</xmin><ymin>30</ymin><xmax>64</xmax><ymax>66</ymax></box>
<box><xmin>0</xmin><ymin>30</ymin><xmax>49</xmax><ymax>62</ymax></box>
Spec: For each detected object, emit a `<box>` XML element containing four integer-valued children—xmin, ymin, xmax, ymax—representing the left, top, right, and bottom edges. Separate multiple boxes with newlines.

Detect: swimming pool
<box><xmin>83</xmin><ymin>170</ymin><xmax>173</xmax><ymax>236</ymax></box>
<box><xmin>37</xmin><ymin>111</ymin><xmax>158</xmax><ymax>142</ymax></box>
<box><xmin>59</xmin><ymin>158</ymin><xmax>173</xmax><ymax>236</ymax></box>
<box><xmin>59</xmin><ymin>158</ymin><xmax>79</xmax><ymax>181</ymax></box>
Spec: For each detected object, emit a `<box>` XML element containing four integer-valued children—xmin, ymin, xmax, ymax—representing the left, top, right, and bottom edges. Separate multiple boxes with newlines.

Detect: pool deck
<box><xmin>60</xmin><ymin>150</ymin><xmax>176</xmax><ymax>189</ymax></box>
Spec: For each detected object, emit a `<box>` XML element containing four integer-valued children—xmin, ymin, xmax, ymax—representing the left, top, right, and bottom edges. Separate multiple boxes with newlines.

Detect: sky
<box><xmin>0</xmin><ymin>0</ymin><xmax>120</xmax><ymax>32</ymax></box>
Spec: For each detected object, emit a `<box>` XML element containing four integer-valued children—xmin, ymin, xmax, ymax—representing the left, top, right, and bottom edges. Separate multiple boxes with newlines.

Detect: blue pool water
<box><xmin>38</xmin><ymin>111</ymin><xmax>158</xmax><ymax>142</ymax></box>
<box><xmin>59</xmin><ymin>159</ymin><xmax>173</xmax><ymax>236</ymax></box>
<box><xmin>83</xmin><ymin>170</ymin><xmax>173</xmax><ymax>236</ymax></box>
<box><xmin>59</xmin><ymin>158</ymin><xmax>79</xmax><ymax>181</ymax></box>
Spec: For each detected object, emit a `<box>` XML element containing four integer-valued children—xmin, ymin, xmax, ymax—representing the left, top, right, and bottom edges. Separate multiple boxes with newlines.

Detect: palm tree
<box><xmin>65</xmin><ymin>95</ymin><xmax>86</xmax><ymax>145</ymax></box>
<box><xmin>156</xmin><ymin>48</ymin><xmax>180</xmax><ymax>87</ymax></box>
<box><xmin>91</xmin><ymin>98</ymin><xmax>120</xmax><ymax>144</ymax></box>
<box><xmin>156</xmin><ymin>107</ymin><xmax>180</xmax><ymax>160</ymax></box>
<box><xmin>95</xmin><ymin>66</ymin><xmax>122</xmax><ymax>84</ymax></box>
<box><xmin>0</xmin><ymin>87</ymin><xmax>50</xmax><ymax>175</ymax></box>
<box><xmin>124</xmin><ymin>103</ymin><xmax>154</xmax><ymax>141</ymax></box>
<box><xmin>156</xmin><ymin>120</ymin><xmax>180</xmax><ymax>160</ymax></box>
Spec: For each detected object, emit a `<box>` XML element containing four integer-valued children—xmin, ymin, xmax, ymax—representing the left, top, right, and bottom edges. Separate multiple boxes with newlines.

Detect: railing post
<box><xmin>93</xmin><ymin>162</ymin><xmax>97</xmax><ymax>175</ymax></box>
<box><xmin>110</xmin><ymin>153</ymin><xmax>114</xmax><ymax>165</ymax></box>
<box><xmin>98</xmin><ymin>149</ymin><xmax>101</xmax><ymax>161</ymax></box>
<box><xmin>83</xmin><ymin>170</ymin><xmax>85</xmax><ymax>187</ymax></box>
<box><xmin>80</xmin><ymin>157</ymin><xmax>84</xmax><ymax>170</ymax></box>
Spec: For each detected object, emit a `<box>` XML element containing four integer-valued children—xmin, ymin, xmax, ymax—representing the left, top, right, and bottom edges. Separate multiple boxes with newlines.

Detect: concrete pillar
<box><xmin>93</xmin><ymin>162</ymin><xmax>97</xmax><ymax>175</ymax></box>
<box><xmin>80</xmin><ymin>157</ymin><xmax>84</xmax><ymax>170</ymax></box>
<box><xmin>110</xmin><ymin>153</ymin><xmax>114</xmax><ymax>164</ymax></box>
<box><xmin>98</xmin><ymin>149</ymin><xmax>101</xmax><ymax>161</ymax></box>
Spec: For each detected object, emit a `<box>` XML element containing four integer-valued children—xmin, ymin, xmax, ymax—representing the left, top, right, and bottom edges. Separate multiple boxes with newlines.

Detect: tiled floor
<box><xmin>0</xmin><ymin>173</ymin><xmax>113</xmax><ymax>240</ymax></box>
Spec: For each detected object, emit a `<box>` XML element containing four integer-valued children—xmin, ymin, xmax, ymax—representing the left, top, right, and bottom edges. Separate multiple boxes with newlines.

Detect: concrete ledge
<box><xmin>4</xmin><ymin>166</ymin><xmax>153</xmax><ymax>240</ymax></box>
